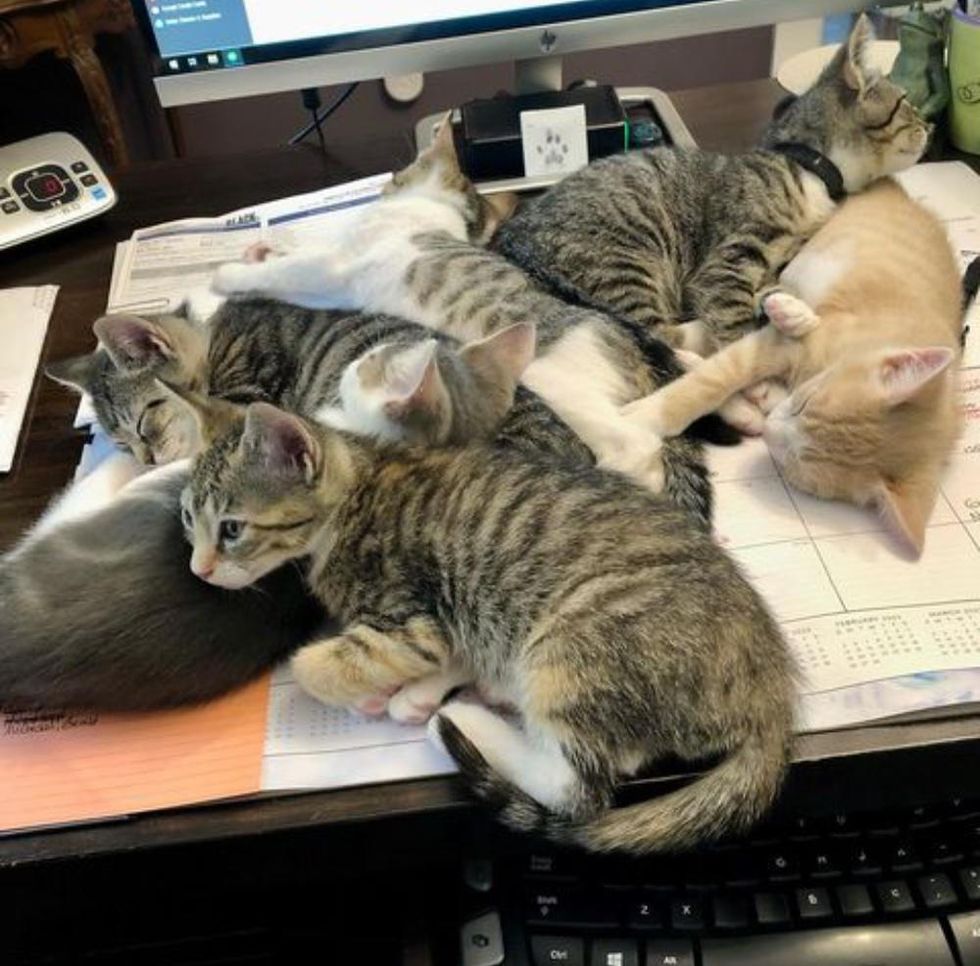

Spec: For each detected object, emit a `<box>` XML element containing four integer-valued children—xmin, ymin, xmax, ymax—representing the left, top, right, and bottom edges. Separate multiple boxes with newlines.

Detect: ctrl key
<box><xmin>949</xmin><ymin>911</ymin><xmax>980</xmax><ymax>966</ymax></box>
<box><xmin>530</xmin><ymin>935</ymin><xmax>584</xmax><ymax>966</ymax></box>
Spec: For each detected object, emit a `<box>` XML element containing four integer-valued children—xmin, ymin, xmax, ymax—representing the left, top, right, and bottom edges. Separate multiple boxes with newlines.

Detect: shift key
<box><xmin>949</xmin><ymin>911</ymin><xmax>980</xmax><ymax>966</ymax></box>
<box><xmin>701</xmin><ymin>921</ymin><xmax>955</xmax><ymax>964</ymax></box>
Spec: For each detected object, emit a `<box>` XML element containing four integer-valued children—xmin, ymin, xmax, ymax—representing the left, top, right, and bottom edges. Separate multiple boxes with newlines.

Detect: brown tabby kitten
<box><xmin>623</xmin><ymin>179</ymin><xmax>964</xmax><ymax>557</ymax></box>
<box><xmin>180</xmin><ymin>402</ymin><xmax>796</xmax><ymax>853</ymax></box>
<box><xmin>493</xmin><ymin>16</ymin><xmax>931</xmax><ymax>354</ymax></box>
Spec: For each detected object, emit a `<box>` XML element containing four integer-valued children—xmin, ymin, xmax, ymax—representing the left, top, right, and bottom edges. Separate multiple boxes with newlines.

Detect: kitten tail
<box><xmin>437</xmin><ymin>713</ymin><xmax>790</xmax><ymax>855</ymax></box>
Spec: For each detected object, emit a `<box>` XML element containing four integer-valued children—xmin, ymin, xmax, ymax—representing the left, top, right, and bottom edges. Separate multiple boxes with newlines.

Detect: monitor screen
<box><xmin>143</xmin><ymin>0</ymin><xmax>712</xmax><ymax>75</ymax></box>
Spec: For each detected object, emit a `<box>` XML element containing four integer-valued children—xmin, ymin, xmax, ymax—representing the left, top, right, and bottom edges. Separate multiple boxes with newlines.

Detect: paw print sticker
<box><xmin>536</xmin><ymin>130</ymin><xmax>570</xmax><ymax>169</ymax></box>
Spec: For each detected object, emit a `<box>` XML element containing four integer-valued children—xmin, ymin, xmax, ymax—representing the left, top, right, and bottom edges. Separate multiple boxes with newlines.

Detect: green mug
<box><xmin>950</xmin><ymin>8</ymin><xmax>980</xmax><ymax>154</ymax></box>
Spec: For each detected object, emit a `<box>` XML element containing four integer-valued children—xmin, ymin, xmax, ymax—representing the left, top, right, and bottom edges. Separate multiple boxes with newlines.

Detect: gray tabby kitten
<box><xmin>180</xmin><ymin>402</ymin><xmax>796</xmax><ymax>853</ymax></box>
<box><xmin>493</xmin><ymin>15</ymin><xmax>930</xmax><ymax>354</ymax></box>
<box><xmin>48</xmin><ymin>298</ymin><xmax>713</xmax><ymax>526</ymax></box>
<box><xmin>0</xmin><ymin>457</ymin><xmax>323</xmax><ymax>712</ymax></box>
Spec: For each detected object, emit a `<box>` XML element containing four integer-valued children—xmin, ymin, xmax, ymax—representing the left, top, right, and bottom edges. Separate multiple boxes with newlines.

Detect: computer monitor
<box><xmin>138</xmin><ymin>1</ymin><xmax>899</xmax><ymax>108</ymax></box>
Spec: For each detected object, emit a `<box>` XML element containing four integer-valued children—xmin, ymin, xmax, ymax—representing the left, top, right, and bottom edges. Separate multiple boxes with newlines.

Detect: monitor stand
<box><xmin>414</xmin><ymin>55</ymin><xmax>696</xmax><ymax>195</ymax></box>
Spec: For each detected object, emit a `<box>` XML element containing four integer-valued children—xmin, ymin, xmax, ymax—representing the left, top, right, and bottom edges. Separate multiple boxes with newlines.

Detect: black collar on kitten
<box><xmin>771</xmin><ymin>143</ymin><xmax>846</xmax><ymax>203</ymax></box>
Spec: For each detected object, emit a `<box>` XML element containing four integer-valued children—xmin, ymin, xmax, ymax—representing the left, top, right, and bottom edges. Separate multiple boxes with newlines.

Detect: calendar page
<box><xmin>711</xmin><ymin>365</ymin><xmax>980</xmax><ymax>699</ymax></box>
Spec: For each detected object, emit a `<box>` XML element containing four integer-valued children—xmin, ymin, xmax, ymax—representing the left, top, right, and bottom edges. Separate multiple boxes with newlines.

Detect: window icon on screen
<box><xmin>167</xmin><ymin>59</ymin><xmax>179</xmax><ymax>70</ymax></box>
<box><xmin>207</xmin><ymin>53</ymin><xmax>220</xmax><ymax>66</ymax></box>
<box><xmin>187</xmin><ymin>56</ymin><xmax>198</xmax><ymax>67</ymax></box>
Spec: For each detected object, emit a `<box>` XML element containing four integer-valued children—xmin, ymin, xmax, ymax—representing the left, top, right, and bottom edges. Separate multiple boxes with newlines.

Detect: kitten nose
<box><xmin>191</xmin><ymin>551</ymin><xmax>216</xmax><ymax>580</ymax></box>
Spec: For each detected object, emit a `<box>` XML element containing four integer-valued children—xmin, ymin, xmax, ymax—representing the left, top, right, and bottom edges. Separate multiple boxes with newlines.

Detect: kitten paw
<box><xmin>242</xmin><ymin>241</ymin><xmax>281</xmax><ymax>263</ymax></box>
<box><xmin>180</xmin><ymin>286</ymin><xmax>225</xmax><ymax>323</ymax></box>
<box><xmin>742</xmin><ymin>379</ymin><xmax>789</xmax><ymax>415</ymax></box>
<box><xmin>354</xmin><ymin>691</ymin><xmax>397</xmax><ymax>718</ymax></box>
<box><xmin>761</xmin><ymin>291</ymin><xmax>820</xmax><ymax>337</ymax></box>
<box><xmin>211</xmin><ymin>262</ymin><xmax>260</xmax><ymax>296</ymax></box>
<box><xmin>717</xmin><ymin>395</ymin><xmax>766</xmax><ymax>436</ymax></box>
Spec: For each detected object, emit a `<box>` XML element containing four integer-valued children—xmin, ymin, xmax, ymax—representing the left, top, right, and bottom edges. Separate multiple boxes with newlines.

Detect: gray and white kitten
<box><xmin>181</xmin><ymin>401</ymin><xmax>797</xmax><ymax>854</ymax></box>
<box><xmin>0</xmin><ymin>456</ymin><xmax>324</xmax><ymax>712</ymax></box>
<box><xmin>48</xmin><ymin>299</ymin><xmax>713</xmax><ymax>526</ymax></box>
<box><xmin>493</xmin><ymin>15</ymin><xmax>931</xmax><ymax>354</ymax></box>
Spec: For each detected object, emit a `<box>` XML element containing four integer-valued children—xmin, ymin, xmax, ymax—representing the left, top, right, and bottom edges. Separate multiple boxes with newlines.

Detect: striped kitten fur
<box><xmin>492</xmin><ymin>16</ymin><xmax>930</xmax><ymax>355</ymax></box>
<box><xmin>48</xmin><ymin>299</ymin><xmax>715</xmax><ymax>527</ymax></box>
<box><xmin>210</xmin><ymin>128</ymin><xmax>741</xmax><ymax>502</ymax></box>
<box><xmin>623</xmin><ymin>178</ymin><xmax>964</xmax><ymax>557</ymax></box>
<box><xmin>182</xmin><ymin>402</ymin><xmax>796</xmax><ymax>853</ymax></box>
<box><xmin>0</xmin><ymin>455</ymin><xmax>323</xmax><ymax>711</ymax></box>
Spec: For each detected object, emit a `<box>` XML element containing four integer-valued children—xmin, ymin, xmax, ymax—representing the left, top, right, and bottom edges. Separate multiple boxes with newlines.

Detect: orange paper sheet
<box><xmin>0</xmin><ymin>676</ymin><xmax>270</xmax><ymax>833</ymax></box>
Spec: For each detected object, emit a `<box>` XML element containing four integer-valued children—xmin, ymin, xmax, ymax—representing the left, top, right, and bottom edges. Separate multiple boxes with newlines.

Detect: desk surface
<box><xmin>3</xmin><ymin>78</ymin><xmax>980</xmax><ymax>868</ymax></box>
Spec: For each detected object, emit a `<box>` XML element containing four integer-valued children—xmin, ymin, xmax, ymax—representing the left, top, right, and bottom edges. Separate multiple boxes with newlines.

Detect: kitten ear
<box><xmin>425</xmin><ymin>113</ymin><xmax>460</xmax><ymax>171</ymax></box>
<box><xmin>841</xmin><ymin>13</ymin><xmax>877</xmax><ymax>92</ymax></box>
<box><xmin>154</xmin><ymin>378</ymin><xmax>241</xmax><ymax>449</ymax></box>
<box><xmin>93</xmin><ymin>314</ymin><xmax>176</xmax><ymax>371</ymax></box>
<box><xmin>479</xmin><ymin>191</ymin><xmax>520</xmax><ymax>239</ymax></box>
<box><xmin>459</xmin><ymin>322</ymin><xmax>536</xmax><ymax>384</ymax></box>
<box><xmin>874</xmin><ymin>475</ymin><xmax>938</xmax><ymax>559</ymax></box>
<box><xmin>45</xmin><ymin>353</ymin><xmax>100</xmax><ymax>394</ymax></box>
<box><xmin>380</xmin><ymin>339</ymin><xmax>445</xmax><ymax>420</ymax></box>
<box><xmin>875</xmin><ymin>346</ymin><xmax>955</xmax><ymax>406</ymax></box>
<box><xmin>242</xmin><ymin>402</ymin><xmax>319</xmax><ymax>484</ymax></box>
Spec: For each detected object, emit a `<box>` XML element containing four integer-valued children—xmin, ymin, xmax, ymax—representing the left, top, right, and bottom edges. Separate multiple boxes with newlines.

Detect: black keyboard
<box><xmin>459</xmin><ymin>799</ymin><xmax>980</xmax><ymax>965</ymax></box>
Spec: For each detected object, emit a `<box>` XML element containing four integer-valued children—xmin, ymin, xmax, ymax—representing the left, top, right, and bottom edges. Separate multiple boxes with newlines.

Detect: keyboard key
<box><xmin>949</xmin><ymin>910</ymin><xmax>980</xmax><ymax>966</ymax></box>
<box><xmin>877</xmin><ymin>880</ymin><xmax>916</xmax><ymax>914</ymax></box>
<box><xmin>80</xmin><ymin>173</ymin><xmax>98</xmax><ymax>187</ymax></box>
<box><xmin>909</xmin><ymin>804</ymin><xmax>941</xmax><ymax>829</ymax></box>
<box><xmin>764</xmin><ymin>849</ymin><xmax>800</xmax><ymax>882</ymax></box>
<box><xmin>590</xmin><ymin>938</ymin><xmax>638</xmax><ymax>966</ymax></box>
<box><xmin>525</xmin><ymin>885</ymin><xmax>619</xmax><ymax>929</ymax></box>
<box><xmin>917</xmin><ymin>873</ymin><xmax>957</xmax><ymax>909</ymax></box>
<box><xmin>670</xmin><ymin>896</ymin><xmax>705</xmax><ymax>931</ymax></box>
<box><xmin>960</xmin><ymin>866</ymin><xmax>980</xmax><ymax>902</ymax></box>
<box><xmin>829</xmin><ymin>813</ymin><xmax>859</xmax><ymax>838</ymax></box>
<box><xmin>712</xmin><ymin>894</ymin><xmax>750</xmax><ymax>930</ymax></box>
<box><xmin>963</xmin><ymin>822</ymin><xmax>980</xmax><ymax>857</ymax></box>
<box><xmin>887</xmin><ymin>841</ymin><xmax>923</xmax><ymax>873</ymax></box>
<box><xmin>921</xmin><ymin>835</ymin><xmax>963</xmax><ymax>867</ymax></box>
<box><xmin>530</xmin><ymin>935</ymin><xmax>584</xmax><ymax>966</ymax></box>
<box><xmin>70</xmin><ymin>161</ymin><xmax>89</xmax><ymax>173</ymax></box>
<box><xmin>461</xmin><ymin>911</ymin><xmax>504</xmax><ymax>966</ymax></box>
<box><xmin>796</xmin><ymin>887</ymin><xmax>833</xmax><ymax>921</ymax></box>
<box><xmin>626</xmin><ymin>893</ymin><xmax>663</xmax><ymax>931</ymax></box>
<box><xmin>848</xmin><ymin>843</ymin><xmax>883</xmax><ymax>878</ymax></box>
<box><xmin>837</xmin><ymin>883</ymin><xmax>873</xmax><ymax>918</ymax></box>
<box><xmin>753</xmin><ymin>892</ymin><xmax>791</xmax><ymax>927</ymax></box>
<box><xmin>524</xmin><ymin>851</ymin><xmax>580</xmax><ymax>879</ymax></box>
<box><xmin>805</xmin><ymin>846</ymin><xmax>842</xmax><ymax>880</ymax></box>
<box><xmin>701</xmin><ymin>921</ymin><xmax>954</xmax><ymax>964</ymax></box>
<box><xmin>646</xmin><ymin>939</ymin><xmax>695</xmax><ymax>966</ymax></box>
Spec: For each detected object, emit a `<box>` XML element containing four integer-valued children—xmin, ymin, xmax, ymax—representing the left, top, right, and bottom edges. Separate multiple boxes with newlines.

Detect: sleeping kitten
<box><xmin>179</xmin><ymin>401</ymin><xmax>796</xmax><ymax>853</ymax></box>
<box><xmin>209</xmin><ymin>124</ymin><xmax>745</xmax><ymax>499</ymax></box>
<box><xmin>0</xmin><ymin>454</ymin><xmax>324</xmax><ymax>712</ymax></box>
<box><xmin>492</xmin><ymin>15</ymin><xmax>931</xmax><ymax>354</ymax></box>
<box><xmin>48</xmin><ymin>299</ymin><xmax>714</xmax><ymax>527</ymax></box>
<box><xmin>622</xmin><ymin>178</ymin><xmax>963</xmax><ymax>557</ymax></box>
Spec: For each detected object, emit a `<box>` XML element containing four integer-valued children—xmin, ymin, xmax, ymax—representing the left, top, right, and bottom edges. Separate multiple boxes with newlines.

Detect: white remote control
<box><xmin>0</xmin><ymin>132</ymin><xmax>117</xmax><ymax>251</ymax></box>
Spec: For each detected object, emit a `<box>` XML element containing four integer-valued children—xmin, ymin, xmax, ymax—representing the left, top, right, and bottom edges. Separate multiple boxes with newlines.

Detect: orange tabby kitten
<box><xmin>624</xmin><ymin>178</ymin><xmax>963</xmax><ymax>557</ymax></box>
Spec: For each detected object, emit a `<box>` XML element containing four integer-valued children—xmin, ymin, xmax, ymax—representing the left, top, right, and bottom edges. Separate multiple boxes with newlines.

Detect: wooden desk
<box><xmin>2</xmin><ymin>78</ymin><xmax>980</xmax><ymax>871</ymax></box>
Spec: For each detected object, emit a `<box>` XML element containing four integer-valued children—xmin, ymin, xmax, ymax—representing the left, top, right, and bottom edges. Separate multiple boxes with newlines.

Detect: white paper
<box><xmin>0</xmin><ymin>286</ymin><xmax>57</xmax><ymax>473</ymax></box>
<box><xmin>110</xmin><ymin>174</ymin><xmax>391</xmax><ymax>317</ymax></box>
<box><xmin>520</xmin><ymin>104</ymin><xmax>590</xmax><ymax>178</ymax></box>
<box><xmin>261</xmin><ymin>666</ymin><xmax>456</xmax><ymax>791</ymax></box>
